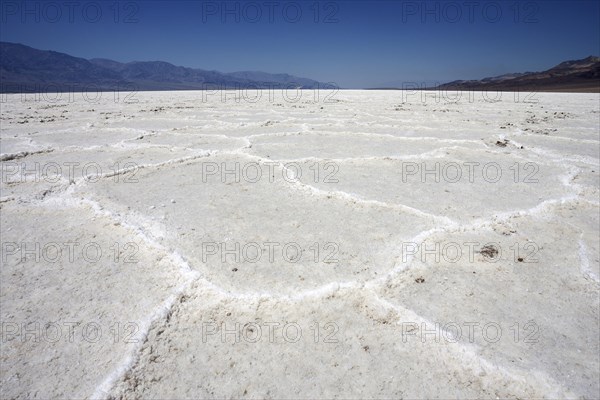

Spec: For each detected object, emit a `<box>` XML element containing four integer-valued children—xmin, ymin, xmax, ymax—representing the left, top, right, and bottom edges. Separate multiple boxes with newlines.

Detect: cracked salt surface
<box><xmin>1</xmin><ymin>90</ymin><xmax>599</xmax><ymax>399</ymax></box>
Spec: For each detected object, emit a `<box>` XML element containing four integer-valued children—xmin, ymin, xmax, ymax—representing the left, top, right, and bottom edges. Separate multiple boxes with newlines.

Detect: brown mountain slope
<box><xmin>437</xmin><ymin>56</ymin><xmax>600</xmax><ymax>93</ymax></box>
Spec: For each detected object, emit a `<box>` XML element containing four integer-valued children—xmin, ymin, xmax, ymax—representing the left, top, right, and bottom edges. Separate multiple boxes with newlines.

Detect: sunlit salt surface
<box><xmin>1</xmin><ymin>90</ymin><xmax>598</xmax><ymax>399</ymax></box>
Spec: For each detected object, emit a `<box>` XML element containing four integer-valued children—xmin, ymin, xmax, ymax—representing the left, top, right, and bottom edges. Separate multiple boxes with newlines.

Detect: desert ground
<box><xmin>1</xmin><ymin>89</ymin><xmax>599</xmax><ymax>399</ymax></box>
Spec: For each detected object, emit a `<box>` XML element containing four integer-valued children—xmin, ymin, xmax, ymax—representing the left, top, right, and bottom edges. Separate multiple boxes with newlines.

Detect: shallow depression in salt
<box><xmin>1</xmin><ymin>90</ymin><xmax>598</xmax><ymax>399</ymax></box>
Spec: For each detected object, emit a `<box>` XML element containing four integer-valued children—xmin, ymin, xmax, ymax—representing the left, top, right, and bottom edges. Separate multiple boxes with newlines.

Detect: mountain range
<box><xmin>1</xmin><ymin>42</ymin><xmax>599</xmax><ymax>93</ymax></box>
<box><xmin>436</xmin><ymin>56</ymin><xmax>600</xmax><ymax>92</ymax></box>
<box><xmin>0</xmin><ymin>42</ymin><xmax>327</xmax><ymax>92</ymax></box>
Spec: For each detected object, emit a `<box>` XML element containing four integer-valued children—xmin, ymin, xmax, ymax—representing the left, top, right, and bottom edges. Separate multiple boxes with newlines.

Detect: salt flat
<box><xmin>1</xmin><ymin>90</ymin><xmax>599</xmax><ymax>399</ymax></box>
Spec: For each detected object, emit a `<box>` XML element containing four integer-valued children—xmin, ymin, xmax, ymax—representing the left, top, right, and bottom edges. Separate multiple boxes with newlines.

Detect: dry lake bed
<box><xmin>1</xmin><ymin>90</ymin><xmax>599</xmax><ymax>399</ymax></box>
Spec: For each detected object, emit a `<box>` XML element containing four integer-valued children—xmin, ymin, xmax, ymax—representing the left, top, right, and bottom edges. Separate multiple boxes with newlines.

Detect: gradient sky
<box><xmin>1</xmin><ymin>0</ymin><xmax>599</xmax><ymax>88</ymax></box>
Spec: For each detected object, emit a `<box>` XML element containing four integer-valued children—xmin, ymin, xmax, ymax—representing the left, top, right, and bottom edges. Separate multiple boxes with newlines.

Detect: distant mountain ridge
<box><xmin>0</xmin><ymin>42</ymin><xmax>328</xmax><ymax>92</ymax></box>
<box><xmin>436</xmin><ymin>56</ymin><xmax>600</xmax><ymax>92</ymax></box>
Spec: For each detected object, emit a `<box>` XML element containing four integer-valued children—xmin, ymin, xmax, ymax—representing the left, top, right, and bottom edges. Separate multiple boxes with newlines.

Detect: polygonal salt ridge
<box><xmin>67</xmin><ymin>159</ymin><xmax>437</xmax><ymax>296</ymax></box>
<box><xmin>508</xmin><ymin>136</ymin><xmax>600</xmax><ymax>167</ymax></box>
<box><xmin>373</xmin><ymin>196</ymin><xmax>600</xmax><ymax>289</ymax></box>
<box><xmin>0</xmin><ymin>138</ymin><xmax>53</xmax><ymax>159</ymax></box>
<box><xmin>0</xmin><ymin>201</ymin><xmax>190</xmax><ymax>400</ymax></box>
<box><xmin>374</xmin><ymin>212</ymin><xmax>599</xmax><ymax>398</ymax></box>
<box><xmin>45</xmin><ymin>184</ymin><xmax>394</xmax><ymax>303</ymax></box>
<box><xmin>102</xmin><ymin>282</ymin><xmax>576</xmax><ymax>400</ymax></box>
<box><xmin>122</xmin><ymin>131</ymin><xmax>249</xmax><ymax>153</ymax></box>
<box><xmin>103</xmin><ymin>217</ymin><xmax>596</xmax><ymax>397</ymax></box>
<box><xmin>286</xmin><ymin>148</ymin><xmax>576</xmax><ymax>225</ymax></box>
<box><xmin>550</xmin><ymin>202</ymin><xmax>600</xmax><ymax>283</ymax></box>
<box><xmin>62</xmin><ymin>148</ymin><xmax>592</xmax><ymax>298</ymax></box>
<box><xmin>2</xmin><ymin>90</ymin><xmax>596</xmax><ymax>399</ymax></box>
<box><xmin>571</xmin><ymin>162</ymin><xmax>600</xmax><ymax>184</ymax></box>
<box><xmin>39</xmin><ymin>191</ymin><xmax>197</xmax><ymax>276</ymax></box>
<box><xmin>0</xmin><ymin>145</ymin><xmax>213</xmax><ymax>203</ymax></box>
<box><xmin>244</xmin><ymin>130</ymin><xmax>486</xmax><ymax>161</ymax></box>
<box><xmin>23</xmin><ymin>126</ymin><xmax>153</xmax><ymax>149</ymax></box>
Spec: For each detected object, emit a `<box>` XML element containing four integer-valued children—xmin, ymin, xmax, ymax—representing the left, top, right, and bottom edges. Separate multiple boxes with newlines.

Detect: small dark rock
<box><xmin>479</xmin><ymin>245</ymin><xmax>499</xmax><ymax>259</ymax></box>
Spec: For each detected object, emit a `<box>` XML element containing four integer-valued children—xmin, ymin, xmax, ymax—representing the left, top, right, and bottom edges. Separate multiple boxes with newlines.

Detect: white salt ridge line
<box><xmin>101</xmin><ymin>152</ymin><xmax>216</xmax><ymax>183</ymax></box>
<box><xmin>112</xmin><ymin>141</ymin><xmax>190</xmax><ymax>151</ymax></box>
<box><xmin>140</xmin><ymin>131</ymin><xmax>234</xmax><ymax>141</ymax></box>
<box><xmin>451</xmin><ymin>166</ymin><xmax>584</xmax><ymax>228</ymax></box>
<box><xmin>370</xmin><ymin>293</ymin><xmax>577</xmax><ymax>399</ymax></box>
<box><xmin>346</xmin><ymin>123</ymin><xmax>480</xmax><ymax>133</ymax></box>
<box><xmin>39</xmin><ymin>189</ymin><xmax>197</xmax><ymax>281</ymax></box>
<box><xmin>168</xmin><ymin>125</ymin><xmax>220</xmax><ymax>133</ymax></box>
<box><xmin>24</xmin><ymin>132</ymin><xmax>160</xmax><ymax>152</ymax></box>
<box><xmin>508</xmin><ymin>137</ymin><xmax>600</xmax><ymax>167</ymax></box>
<box><xmin>1</xmin><ymin>137</ymin><xmax>49</xmax><ymax>152</ymax></box>
<box><xmin>75</xmin><ymin>200</ymin><xmax>196</xmax><ymax>279</ymax></box>
<box><xmin>578</xmin><ymin>238</ymin><xmax>599</xmax><ymax>283</ymax></box>
<box><xmin>0</xmin><ymin>148</ymin><xmax>53</xmax><ymax>161</ymax></box>
<box><xmin>64</xmin><ymin>125</ymin><xmax>152</xmax><ymax>136</ymax></box>
<box><xmin>108</xmin><ymin>140</ymin><xmax>227</xmax><ymax>155</ymax></box>
<box><xmin>90</xmin><ymin>276</ymin><xmax>199</xmax><ymax>400</ymax></box>
<box><xmin>5</xmin><ymin>136</ymin><xmax>199</xmax><ymax>159</ymax></box>
<box><xmin>511</xmin><ymin>139</ymin><xmax>600</xmax><ymax>172</ymax></box>
<box><xmin>527</xmin><ymin>135</ymin><xmax>600</xmax><ymax>144</ymax></box>
<box><xmin>280</xmin><ymin>162</ymin><xmax>586</xmax><ymax>229</ymax></box>
<box><xmin>223</xmin><ymin>150</ymin><xmax>457</xmax><ymax>225</ymax></box>
<box><xmin>234</xmin><ymin>146</ymin><xmax>474</xmax><ymax>163</ymax></box>
<box><xmin>193</xmin><ymin>120</ymin><xmax>268</xmax><ymax>131</ymax></box>
<box><xmin>494</xmin><ymin>197</ymin><xmax>579</xmax><ymax>223</ymax></box>
<box><xmin>368</xmin><ymin>226</ymin><xmax>456</xmax><ymax>286</ymax></box>
<box><xmin>483</xmin><ymin>141</ymin><xmax>584</xmax><ymax>170</ymax></box>
<box><xmin>4</xmin><ymin>152</ymin><xmax>213</xmax><ymax>190</ymax></box>
<box><xmin>199</xmin><ymin>278</ymin><xmax>363</xmax><ymax>303</ymax></box>
<box><xmin>248</xmin><ymin>129</ymin><xmax>485</xmax><ymax>145</ymax></box>
<box><xmin>246</xmin><ymin>131</ymin><xmax>304</xmax><ymax>140</ymax></box>
<box><xmin>464</xmin><ymin>194</ymin><xmax>579</xmax><ymax>230</ymax></box>
<box><xmin>48</xmin><ymin>140</ymin><xmax>155</xmax><ymax>152</ymax></box>
<box><xmin>374</xmin><ymin>193</ymin><xmax>594</xmax><ymax>283</ymax></box>
<box><xmin>554</xmin><ymin>165</ymin><xmax>600</xmax><ymax>201</ymax></box>
<box><xmin>42</xmin><ymin>135</ymin><xmax>213</xmax><ymax>153</ymax></box>
<box><xmin>343</xmin><ymin>131</ymin><xmax>486</xmax><ymax>145</ymax></box>
<box><xmin>286</xmin><ymin>174</ymin><xmax>456</xmax><ymax>226</ymax></box>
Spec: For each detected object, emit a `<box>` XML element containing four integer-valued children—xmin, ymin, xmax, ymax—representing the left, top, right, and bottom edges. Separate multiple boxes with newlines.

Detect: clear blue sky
<box><xmin>1</xmin><ymin>0</ymin><xmax>599</xmax><ymax>88</ymax></box>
